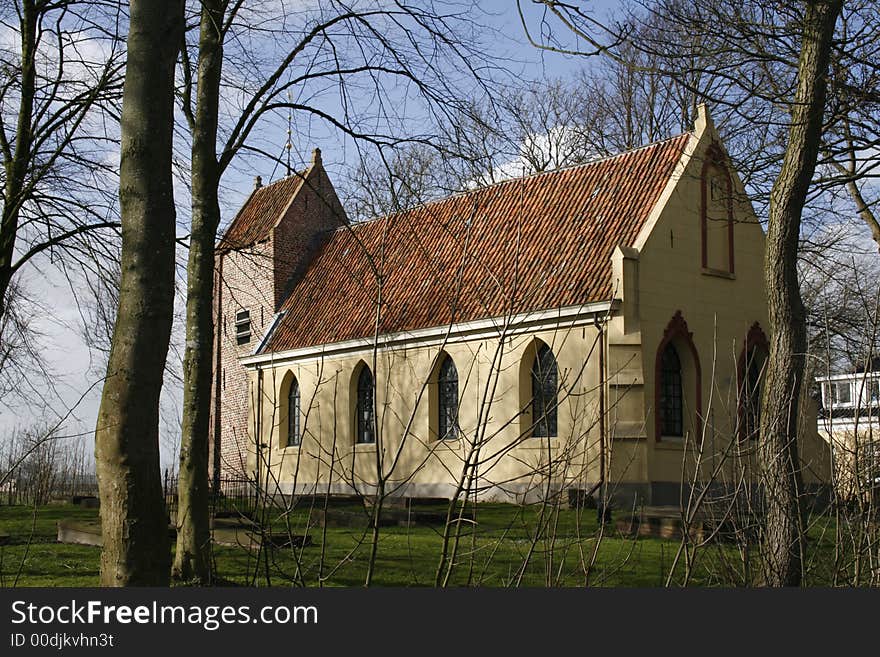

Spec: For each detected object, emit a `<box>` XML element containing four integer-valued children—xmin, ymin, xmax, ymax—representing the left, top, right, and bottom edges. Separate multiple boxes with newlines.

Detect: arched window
<box><xmin>738</xmin><ymin>323</ymin><xmax>769</xmax><ymax>441</ymax></box>
<box><xmin>356</xmin><ymin>365</ymin><xmax>375</xmax><ymax>444</ymax></box>
<box><xmin>531</xmin><ymin>344</ymin><xmax>558</xmax><ymax>438</ymax></box>
<box><xmin>659</xmin><ymin>344</ymin><xmax>683</xmax><ymax>437</ymax></box>
<box><xmin>701</xmin><ymin>145</ymin><xmax>735</xmax><ymax>274</ymax></box>
<box><xmin>287</xmin><ymin>377</ymin><xmax>301</xmax><ymax>447</ymax></box>
<box><xmin>654</xmin><ymin>311</ymin><xmax>702</xmax><ymax>441</ymax></box>
<box><xmin>742</xmin><ymin>348</ymin><xmax>763</xmax><ymax>440</ymax></box>
<box><xmin>437</xmin><ymin>355</ymin><xmax>459</xmax><ymax>440</ymax></box>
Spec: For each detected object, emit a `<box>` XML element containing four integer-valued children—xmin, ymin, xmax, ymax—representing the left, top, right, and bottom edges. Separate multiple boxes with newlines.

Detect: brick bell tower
<box><xmin>209</xmin><ymin>149</ymin><xmax>346</xmax><ymax>481</ymax></box>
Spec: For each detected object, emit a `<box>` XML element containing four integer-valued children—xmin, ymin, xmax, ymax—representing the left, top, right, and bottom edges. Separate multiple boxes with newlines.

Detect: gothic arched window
<box><xmin>701</xmin><ymin>146</ymin><xmax>735</xmax><ymax>274</ymax></box>
<box><xmin>743</xmin><ymin>348</ymin><xmax>764</xmax><ymax>440</ymax></box>
<box><xmin>288</xmin><ymin>377</ymin><xmax>301</xmax><ymax>446</ymax></box>
<box><xmin>531</xmin><ymin>344</ymin><xmax>558</xmax><ymax>438</ymax></box>
<box><xmin>437</xmin><ymin>356</ymin><xmax>459</xmax><ymax>440</ymax></box>
<box><xmin>659</xmin><ymin>344</ymin><xmax>683</xmax><ymax>437</ymax></box>
<box><xmin>356</xmin><ymin>366</ymin><xmax>375</xmax><ymax>444</ymax></box>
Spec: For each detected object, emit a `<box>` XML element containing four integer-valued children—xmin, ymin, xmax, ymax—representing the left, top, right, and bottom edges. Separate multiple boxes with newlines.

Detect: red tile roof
<box><xmin>219</xmin><ymin>173</ymin><xmax>306</xmax><ymax>250</ymax></box>
<box><xmin>265</xmin><ymin>134</ymin><xmax>691</xmax><ymax>352</ymax></box>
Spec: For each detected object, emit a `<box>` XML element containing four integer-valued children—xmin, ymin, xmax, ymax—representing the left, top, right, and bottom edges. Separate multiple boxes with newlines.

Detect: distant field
<box><xmin>0</xmin><ymin>502</ymin><xmax>846</xmax><ymax>587</ymax></box>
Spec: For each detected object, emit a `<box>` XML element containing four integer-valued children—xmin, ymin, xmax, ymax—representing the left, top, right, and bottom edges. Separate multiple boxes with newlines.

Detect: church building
<box><xmin>209</xmin><ymin>105</ymin><xmax>830</xmax><ymax>506</ymax></box>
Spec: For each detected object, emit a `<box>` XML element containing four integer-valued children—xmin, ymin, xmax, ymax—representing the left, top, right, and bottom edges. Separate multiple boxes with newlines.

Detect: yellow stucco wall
<box><xmin>246</xmin><ymin>323</ymin><xmax>607</xmax><ymax>502</ymax></box>
<box><xmin>819</xmin><ymin>421</ymin><xmax>878</xmax><ymax>500</ymax></box>
<box><xmin>630</xmin><ymin>107</ymin><xmax>829</xmax><ymax>491</ymax></box>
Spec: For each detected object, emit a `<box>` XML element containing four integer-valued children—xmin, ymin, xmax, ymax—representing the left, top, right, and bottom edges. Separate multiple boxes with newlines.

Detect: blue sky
<box><xmin>1</xmin><ymin>1</ymin><xmax>630</xmax><ymax>470</ymax></box>
<box><xmin>214</xmin><ymin>1</ymin><xmax>623</xmax><ymax>226</ymax></box>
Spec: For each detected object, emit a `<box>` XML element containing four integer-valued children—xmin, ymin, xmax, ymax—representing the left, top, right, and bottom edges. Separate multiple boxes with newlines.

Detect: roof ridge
<box><xmin>342</xmin><ymin>131</ymin><xmax>693</xmax><ymax>231</ymax></box>
<box><xmin>257</xmin><ymin>168</ymin><xmax>309</xmax><ymax>190</ymax></box>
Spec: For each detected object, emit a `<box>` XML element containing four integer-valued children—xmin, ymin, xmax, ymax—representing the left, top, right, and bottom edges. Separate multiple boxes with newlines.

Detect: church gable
<box><xmin>219</xmin><ymin>173</ymin><xmax>306</xmax><ymax>252</ymax></box>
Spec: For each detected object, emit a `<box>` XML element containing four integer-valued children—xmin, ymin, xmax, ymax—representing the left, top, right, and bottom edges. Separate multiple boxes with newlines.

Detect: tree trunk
<box><xmin>760</xmin><ymin>0</ymin><xmax>842</xmax><ymax>587</ymax></box>
<box><xmin>0</xmin><ymin>0</ymin><xmax>37</xmax><ymax>320</ymax></box>
<box><xmin>173</xmin><ymin>0</ymin><xmax>225</xmax><ymax>585</ymax></box>
<box><xmin>94</xmin><ymin>0</ymin><xmax>183</xmax><ymax>586</ymax></box>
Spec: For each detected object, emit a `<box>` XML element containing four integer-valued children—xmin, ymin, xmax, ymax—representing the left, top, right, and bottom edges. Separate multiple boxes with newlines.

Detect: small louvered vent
<box><xmin>235</xmin><ymin>309</ymin><xmax>251</xmax><ymax>345</ymax></box>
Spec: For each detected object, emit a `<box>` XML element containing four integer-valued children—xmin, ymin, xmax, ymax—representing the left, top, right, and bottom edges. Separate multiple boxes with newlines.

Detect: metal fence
<box><xmin>162</xmin><ymin>471</ymin><xmax>259</xmax><ymax>519</ymax></box>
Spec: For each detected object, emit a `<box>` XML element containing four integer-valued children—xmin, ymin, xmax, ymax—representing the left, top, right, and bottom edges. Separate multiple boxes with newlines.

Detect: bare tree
<box><xmin>94</xmin><ymin>0</ymin><xmax>183</xmax><ymax>586</ymax></box>
<box><xmin>518</xmin><ymin>0</ymin><xmax>856</xmax><ymax>587</ymax></box>
<box><xmin>172</xmin><ymin>0</ymin><xmax>224</xmax><ymax>585</ymax></box>
<box><xmin>0</xmin><ymin>281</ymin><xmax>52</xmax><ymax>408</ymax></box>
<box><xmin>173</xmin><ymin>0</ymin><xmax>499</xmax><ymax>584</ymax></box>
<box><xmin>0</xmin><ymin>0</ymin><xmax>124</xmax><ymax>323</ymax></box>
<box><xmin>757</xmin><ymin>0</ymin><xmax>843</xmax><ymax>588</ymax></box>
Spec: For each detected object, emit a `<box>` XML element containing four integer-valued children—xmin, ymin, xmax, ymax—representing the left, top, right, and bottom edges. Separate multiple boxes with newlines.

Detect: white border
<box><xmin>241</xmin><ymin>300</ymin><xmax>617</xmax><ymax>368</ymax></box>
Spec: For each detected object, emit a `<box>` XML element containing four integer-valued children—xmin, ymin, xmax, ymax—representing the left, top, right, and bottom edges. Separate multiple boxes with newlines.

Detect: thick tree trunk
<box><xmin>0</xmin><ymin>0</ymin><xmax>37</xmax><ymax>320</ymax></box>
<box><xmin>760</xmin><ymin>0</ymin><xmax>842</xmax><ymax>587</ymax></box>
<box><xmin>173</xmin><ymin>0</ymin><xmax>224</xmax><ymax>585</ymax></box>
<box><xmin>94</xmin><ymin>0</ymin><xmax>183</xmax><ymax>586</ymax></box>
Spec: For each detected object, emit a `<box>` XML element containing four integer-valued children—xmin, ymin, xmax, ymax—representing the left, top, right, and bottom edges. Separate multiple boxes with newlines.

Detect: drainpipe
<box><xmin>211</xmin><ymin>256</ymin><xmax>224</xmax><ymax>491</ymax></box>
<box><xmin>585</xmin><ymin>313</ymin><xmax>607</xmax><ymax>506</ymax></box>
<box><xmin>256</xmin><ymin>367</ymin><xmax>264</xmax><ymax>493</ymax></box>
<box><xmin>595</xmin><ymin>314</ymin><xmax>606</xmax><ymax>500</ymax></box>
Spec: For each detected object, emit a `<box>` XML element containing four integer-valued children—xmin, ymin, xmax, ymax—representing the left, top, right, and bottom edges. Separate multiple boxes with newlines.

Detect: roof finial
<box><xmin>694</xmin><ymin>103</ymin><xmax>713</xmax><ymax>134</ymax></box>
<box><xmin>311</xmin><ymin>147</ymin><xmax>322</xmax><ymax>167</ymax></box>
<box><xmin>254</xmin><ymin>175</ymin><xmax>263</xmax><ymax>190</ymax></box>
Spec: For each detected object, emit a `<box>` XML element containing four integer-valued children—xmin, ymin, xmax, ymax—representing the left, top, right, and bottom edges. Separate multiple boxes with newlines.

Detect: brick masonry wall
<box><xmin>209</xmin><ymin>154</ymin><xmax>347</xmax><ymax>479</ymax></box>
<box><xmin>272</xmin><ymin>156</ymin><xmax>347</xmax><ymax>309</ymax></box>
<box><xmin>213</xmin><ymin>239</ymin><xmax>274</xmax><ymax>478</ymax></box>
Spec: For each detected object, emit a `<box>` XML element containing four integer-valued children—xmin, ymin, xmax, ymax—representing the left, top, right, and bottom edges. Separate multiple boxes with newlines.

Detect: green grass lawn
<box><xmin>0</xmin><ymin>505</ymin><xmax>104</xmax><ymax>587</ymax></box>
<box><xmin>0</xmin><ymin>502</ymin><xmax>851</xmax><ymax>587</ymax></box>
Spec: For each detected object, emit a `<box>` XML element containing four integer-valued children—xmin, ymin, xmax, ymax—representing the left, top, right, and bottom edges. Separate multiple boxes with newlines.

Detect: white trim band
<box><xmin>241</xmin><ymin>300</ymin><xmax>617</xmax><ymax>368</ymax></box>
